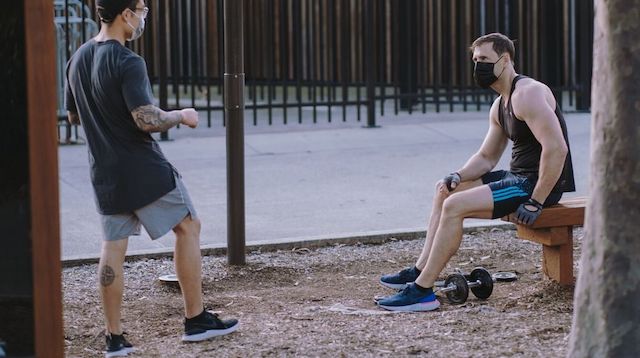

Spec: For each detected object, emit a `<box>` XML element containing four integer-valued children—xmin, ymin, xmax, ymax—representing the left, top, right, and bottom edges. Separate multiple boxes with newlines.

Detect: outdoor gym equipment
<box><xmin>435</xmin><ymin>267</ymin><xmax>494</xmax><ymax>304</ymax></box>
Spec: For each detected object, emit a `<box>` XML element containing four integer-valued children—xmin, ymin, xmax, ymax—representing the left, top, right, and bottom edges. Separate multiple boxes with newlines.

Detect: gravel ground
<box><xmin>63</xmin><ymin>226</ymin><xmax>582</xmax><ymax>357</ymax></box>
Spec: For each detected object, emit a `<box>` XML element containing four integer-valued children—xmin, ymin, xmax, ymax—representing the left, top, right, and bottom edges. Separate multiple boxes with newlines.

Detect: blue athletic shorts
<box><xmin>481</xmin><ymin>170</ymin><xmax>562</xmax><ymax>219</ymax></box>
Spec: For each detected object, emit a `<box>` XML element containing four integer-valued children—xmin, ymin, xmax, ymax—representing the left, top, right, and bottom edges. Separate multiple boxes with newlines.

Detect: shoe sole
<box><xmin>379</xmin><ymin>279</ymin><xmax>411</xmax><ymax>290</ymax></box>
<box><xmin>182</xmin><ymin>322</ymin><xmax>240</xmax><ymax>342</ymax></box>
<box><xmin>378</xmin><ymin>299</ymin><xmax>441</xmax><ymax>312</ymax></box>
<box><xmin>105</xmin><ymin>347</ymin><xmax>135</xmax><ymax>358</ymax></box>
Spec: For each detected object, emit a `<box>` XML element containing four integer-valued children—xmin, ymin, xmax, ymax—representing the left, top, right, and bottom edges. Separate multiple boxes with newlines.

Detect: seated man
<box><xmin>377</xmin><ymin>33</ymin><xmax>575</xmax><ymax>312</ymax></box>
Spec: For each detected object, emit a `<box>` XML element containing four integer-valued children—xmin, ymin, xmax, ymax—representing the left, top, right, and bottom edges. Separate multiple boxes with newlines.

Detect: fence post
<box><xmin>159</xmin><ymin>0</ymin><xmax>169</xmax><ymax>141</ymax></box>
<box><xmin>364</xmin><ymin>0</ymin><xmax>377</xmax><ymax>127</ymax></box>
<box><xmin>398</xmin><ymin>0</ymin><xmax>417</xmax><ymax>111</ymax></box>
<box><xmin>575</xmin><ymin>0</ymin><xmax>593</xmax><ymax>111</ymax></box>
<box><xmin>224</xmin><ymin>0</ymin><xmax>246</xmax><ymax>265</ymax></box>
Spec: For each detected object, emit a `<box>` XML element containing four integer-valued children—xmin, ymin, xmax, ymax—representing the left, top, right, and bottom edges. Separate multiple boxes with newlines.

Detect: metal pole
<box><xmin>364</xmin><ymin>0</ymin><xmax>377</xmax><ymax>127</ymax></box>
<box><xmin>159</xmin><ymin>0</ymin><xmax>168</xmax><ymax>141</ymax></box>
<box><xmin>224</xmin><ymin>0</ymin><xmax>246</xmax><ymax>265</ymax></box>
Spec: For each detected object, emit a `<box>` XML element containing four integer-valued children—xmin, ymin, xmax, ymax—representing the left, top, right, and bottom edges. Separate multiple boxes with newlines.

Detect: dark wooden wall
<box><xmin>0</xmin><ymin>0</ymin><xmax>63</xmax><ymax>356</ymax></box>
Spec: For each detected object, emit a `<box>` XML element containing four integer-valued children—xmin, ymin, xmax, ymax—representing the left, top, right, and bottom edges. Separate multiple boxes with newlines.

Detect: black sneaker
<box><xmin>182</xmin><ymin>310</ymin><xmax>239</xmax><ymax>342</ymax></box>
<box><xmin>379</xmin><ymin>266</ymin><xmax>420</xmax><ymax>290</ymax></box>
<box><xmin>105</xmin><ymin>332</ymin><xmax>134</xmax><ymax>358</ymax></box>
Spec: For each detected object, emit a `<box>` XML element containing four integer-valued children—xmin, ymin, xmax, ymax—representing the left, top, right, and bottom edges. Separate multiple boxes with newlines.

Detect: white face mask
<box><xmin>125</xmin><ymin>9</ymin><xmax>145</xmax><ymax>41</ymax></box>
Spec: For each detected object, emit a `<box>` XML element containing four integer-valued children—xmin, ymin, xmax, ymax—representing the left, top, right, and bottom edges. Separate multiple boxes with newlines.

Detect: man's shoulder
<box><xmin>512</xmin><ymin>77</ymin><xmax>553</xmax><ymax>113</ymax></box>
<box><xmin>514</xmin><ymin>77</ymin><xmax>551</xmax><ymax>98</ymax></box>
<box><xmin>69</xmin><ymin>40</ymin><xmax>95</xmax><ymax>62</ymax></box>
<box><xmin>488</xmin><ymin>96</ymin><xmax>502</xmax><ymax>120</ymax></box>
<box><xmin>118</xmin><ymin>49</ymin><xmax>146</xmax><ymax>69</ymax></box>
<box><xmin>72</xmin><ymin>40</ymin><xmax>139</xmax><ymax>64</ymax></box>
<box><xmin>515</xmin><ymin>77</ymin><xmax>549</xmax><ymax>94</ymax></box>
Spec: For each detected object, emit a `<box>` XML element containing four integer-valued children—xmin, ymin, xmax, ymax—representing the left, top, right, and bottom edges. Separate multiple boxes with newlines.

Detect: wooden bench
<box><xmin>502</xmin><ymin>197</ymin><xmax>586</xmax><ymax>285</ymax></box>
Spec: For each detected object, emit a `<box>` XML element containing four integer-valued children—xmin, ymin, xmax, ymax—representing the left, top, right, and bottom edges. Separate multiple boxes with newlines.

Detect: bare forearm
<box><xmin>67</xmin><ymin>111</ymin><xmax>80</xmax><ymax>125</ymax></box>
<box><xmin>457</xmin><ymin>152</ymin><xmax>496</xmax><ymax>181</ymax></box>
<box><xmin>131</xmin><ymin>105</ymin><xmax>182</xmax><ymax>133</ymax></box>
<box><xmin>531</xmin><ymin>147</ymin><xmax>567</xmax><ymax>202</ymax></box>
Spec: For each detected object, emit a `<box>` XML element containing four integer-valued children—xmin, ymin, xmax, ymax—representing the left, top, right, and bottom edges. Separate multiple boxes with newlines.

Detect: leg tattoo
<box><xmin>100</xmin><ymin>265</ymin><xmax>116</xmax><ymax>287</ymax></box>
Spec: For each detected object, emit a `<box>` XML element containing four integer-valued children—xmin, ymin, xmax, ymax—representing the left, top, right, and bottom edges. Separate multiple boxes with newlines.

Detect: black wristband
<box><xmin>527</xmin><ymin>198</ymin><xmax>543</xmax><ymax>209</ymax></box>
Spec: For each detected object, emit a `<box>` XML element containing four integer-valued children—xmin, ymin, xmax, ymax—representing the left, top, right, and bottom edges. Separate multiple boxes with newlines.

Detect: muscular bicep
<box><xmin>478</xmin><ymin>120</ymin><xmax>508</xmax><ymax>161</ymax></box>
<box><xmin>131</xmin><ymin>105</ymin><xmax>181</xmax><ymax>133</ymax></box>
<box><xmin>477</xmin><ymin>99</ymin><xmax>508</xmax><ymax>164</ymax></box>
<box><xmin>514</xmin><ymin>87</ymin><xmax>566</xmax><ymax>152</ymax></box>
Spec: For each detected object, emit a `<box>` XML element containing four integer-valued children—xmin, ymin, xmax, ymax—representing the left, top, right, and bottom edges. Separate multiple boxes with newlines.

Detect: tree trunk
<box><xmin>568</xmin><ymin>0</ymin><xmax>640</xmax><ymax>357</ymax></box>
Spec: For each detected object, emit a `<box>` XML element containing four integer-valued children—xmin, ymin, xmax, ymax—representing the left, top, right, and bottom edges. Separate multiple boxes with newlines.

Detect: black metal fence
<box><xmin>55</xmin><ymin>0</ymin><xmax>594</xmax><ymax>135</ymax></box>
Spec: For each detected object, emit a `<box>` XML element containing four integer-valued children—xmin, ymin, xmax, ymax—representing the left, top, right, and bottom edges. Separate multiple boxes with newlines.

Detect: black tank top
<box><xmin>498</xmin><ymin>75</ymin><xmax>576</xmax><ymax>193</ymax></box>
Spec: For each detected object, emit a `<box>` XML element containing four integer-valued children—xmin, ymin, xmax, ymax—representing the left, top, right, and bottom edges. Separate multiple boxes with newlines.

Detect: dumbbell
<box><xmin>437</xmin><ymin>273</ymin><xmax>469</xmax><ymax>304</ymax></box>
<box><xmin>436</xmin><ymin>267</ymin><xmax>494</xmax><ymax>304</ymax></box>
<box><xmin>467</xmin><ymin>267</ymin><xmax>494</xmax><ymax>300</ymax></box>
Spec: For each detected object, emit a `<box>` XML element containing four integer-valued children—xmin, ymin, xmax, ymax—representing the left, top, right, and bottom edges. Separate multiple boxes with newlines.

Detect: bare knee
<box><xmin>173</xmin><ymin>215</ymin><xmax>201</xmax><ymax>237</ymax></box>
<box><xmin>434</xmin><ymin>180</ymin><xmax>444</xmax><ymax>192</ymax></box>
<box><xmin>433</xmin><ymin>180</ymin><xmax>449</xmax><ymax>201</ymax></box>
<box><xmin>441</xmin><ymin>195</ymin><xmax>465</xmax><ymax>219</ymax></box>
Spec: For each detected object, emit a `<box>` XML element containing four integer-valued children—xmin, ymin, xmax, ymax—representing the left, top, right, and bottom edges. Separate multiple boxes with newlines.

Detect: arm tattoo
<box><xmin>67</xmin><ymin>111</ymin><xmax>80</xmax><ymax>125</ymax></box>
<box><xmin>100</xmin><ymin>265</ymin><xmax>116</xmax><ymax>287</ymax></box>
<box><xmin>131</xmin><ymin>105</ymin><xmax>182</xmax><ymax>133</ymax></box>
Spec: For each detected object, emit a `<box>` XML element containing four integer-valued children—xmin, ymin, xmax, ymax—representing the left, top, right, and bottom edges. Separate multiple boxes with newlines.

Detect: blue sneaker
<box><xmin>379</xmin><ymin>266</ymin><xmax>420</xmax><ymax>290</ymax></box>
<box><xmin>377</xmin><ymin>283</ymin><xmax>440</xmax><ymax>312</ymax></box>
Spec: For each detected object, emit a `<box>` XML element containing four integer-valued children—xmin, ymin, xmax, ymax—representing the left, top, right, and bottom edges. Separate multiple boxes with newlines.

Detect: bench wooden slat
<box><xmin>502</xmin><ymin>197</ymin><xmax>586</xmax><ymax>228</ymax></box>
<box><xmin>516</xmin><ymin>226</ymin><xmax>571</xmax><ymax>246</ymax></box>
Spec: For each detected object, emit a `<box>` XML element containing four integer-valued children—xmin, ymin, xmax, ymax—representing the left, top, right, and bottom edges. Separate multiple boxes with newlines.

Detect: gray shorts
<box><xmin>100</xmin><ymin>175</ymin><xmax>198</xmax><ymax>241</ymax></box>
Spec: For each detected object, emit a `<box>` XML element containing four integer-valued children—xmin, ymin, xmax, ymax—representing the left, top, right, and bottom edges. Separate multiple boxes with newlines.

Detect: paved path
<box><xmin>59</xmin><ymin>111</ymin><xmax>591</xmax><ymax>259</ymax></box>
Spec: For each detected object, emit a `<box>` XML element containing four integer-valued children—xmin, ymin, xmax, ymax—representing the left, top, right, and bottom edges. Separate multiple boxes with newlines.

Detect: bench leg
<box><xmin>541</xmin><ymin>227</ymin><xmax>573</xmax><ymax>285</ymax></box>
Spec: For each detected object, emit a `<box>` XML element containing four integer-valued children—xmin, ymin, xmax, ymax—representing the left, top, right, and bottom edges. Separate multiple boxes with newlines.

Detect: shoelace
<box><xmin>398</xmin><ymin>284</ymin><xmax>413</xmax><ymax>295</ymax></box>
<box><xmin>203</xmin><ymin>310</ymin><xmax>222</xmax><ymax>322</ymax></box>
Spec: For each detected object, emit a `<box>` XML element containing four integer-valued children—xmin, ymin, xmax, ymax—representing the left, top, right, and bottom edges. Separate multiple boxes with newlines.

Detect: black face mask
<box><xmin>473</xmin><ymin>55</ymin><xmax>505</xmax><ymax>89</ymax></box>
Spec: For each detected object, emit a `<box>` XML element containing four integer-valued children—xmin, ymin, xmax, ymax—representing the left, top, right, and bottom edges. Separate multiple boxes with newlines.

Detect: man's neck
<box><xmin>94</xmin><ymin>25</ymin><xmax>127</xmax><ymax>45</ymax></box>
<box><xmin>491</xmin><ymin>69</ymin><xmax>518</xmax><ymax>99</ymax></box>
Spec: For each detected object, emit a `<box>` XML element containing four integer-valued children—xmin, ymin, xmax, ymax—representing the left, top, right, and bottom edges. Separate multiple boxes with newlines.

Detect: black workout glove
<box><xmin>515</xmin><ymin>198</ymin><xmax>544</xmax><ymax>225</ymax></box>
<box><xmin>443</xmin><ymin>172</ymin><xmax>461</xmax><ymax>192</ymax></box>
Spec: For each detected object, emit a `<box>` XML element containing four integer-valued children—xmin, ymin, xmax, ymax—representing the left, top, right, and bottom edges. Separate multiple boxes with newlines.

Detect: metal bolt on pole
<box><xmin>224</xmin><ymin>0</ymin><xmax>246</xmax><ymax>265</ymax></box>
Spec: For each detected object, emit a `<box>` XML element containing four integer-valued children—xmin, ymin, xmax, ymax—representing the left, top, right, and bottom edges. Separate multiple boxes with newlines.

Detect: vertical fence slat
<box><xmin>295</xmin><ymin>0</ymin><xmax>303</xmax><ymax>123</ymax></box>
<box><xmin>311</xmin><ymin>0</ymin><xmax>318</xmax><ymax>123</ymax></box>
<box><xmin>280</xmin><ymin>0</ymin><xmax>289</xmax><ymax>124</ymax></box>
<box><xmin>328</xmin><ymin>0</ymin><xmax>335</xmax><ymax>123</ymax></box>
<box><xmin>340</xmin><ymin>0</ymin><xmax>348</xmax><ymax>122</ymax></box>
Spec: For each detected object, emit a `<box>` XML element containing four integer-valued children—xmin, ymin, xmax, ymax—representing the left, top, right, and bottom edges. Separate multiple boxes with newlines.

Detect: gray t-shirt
<box><xmin>65</xmin><ymin>39</ymin><xmax>176</xmax><ymax>215</ymax></box>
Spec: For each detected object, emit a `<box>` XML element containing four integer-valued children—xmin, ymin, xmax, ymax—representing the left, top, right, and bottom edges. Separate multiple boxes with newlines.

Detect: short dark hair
<box><xmin>96</xmin><ymin>0</ymin><xmax>138</xmax><ymax>23</ymax></box>
<box><xmin>470</xmin><ymin>33</ymin><xmax>516</xmax><ymax>62</ymax></box>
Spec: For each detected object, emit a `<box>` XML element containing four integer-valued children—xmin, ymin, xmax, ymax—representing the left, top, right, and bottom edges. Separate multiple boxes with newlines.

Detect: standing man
<box><xmin>377</xmin><ymin>33</ymin><xmax>575</xmax><ymax>311</ymax></box>
<box><xmin>65</xmin><ymin>0</ymin><xmax>239</xmax><ymax>356</ymax></box>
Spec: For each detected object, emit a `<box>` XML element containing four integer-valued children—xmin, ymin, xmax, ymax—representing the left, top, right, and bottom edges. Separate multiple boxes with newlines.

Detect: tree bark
<box><xmin>568</xmin><ymin>0</ymin><xmax>640</xmax><ymax>357</ymax></box>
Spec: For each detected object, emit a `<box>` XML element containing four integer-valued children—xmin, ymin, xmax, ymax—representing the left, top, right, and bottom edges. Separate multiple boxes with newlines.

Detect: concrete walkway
<box><xmin>59</xmin><ymin>111</ymin><xmax>591</xmax><ymax>260</ymax></box>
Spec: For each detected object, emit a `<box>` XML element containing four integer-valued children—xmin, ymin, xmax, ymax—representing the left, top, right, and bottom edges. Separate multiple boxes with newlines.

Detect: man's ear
<box><xmin>119</xmin><ymin>8</ymin><xmax>132</xmax><ymax>22</ymax></box>
<box><xmin>501</xmin><ymin>54</ymin><xmax>513</xmax><ymax>69</ymax></box>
